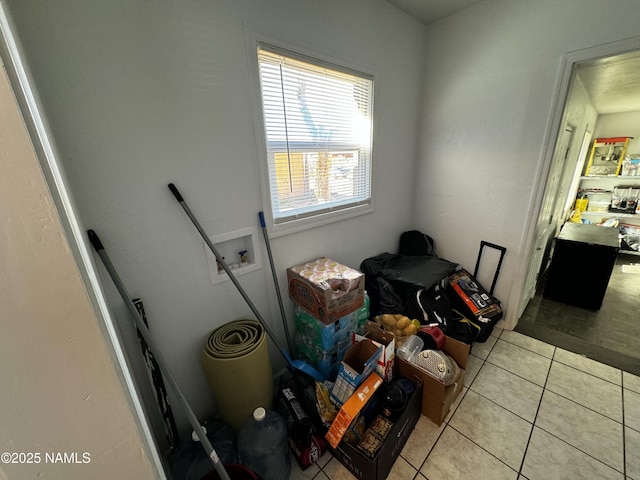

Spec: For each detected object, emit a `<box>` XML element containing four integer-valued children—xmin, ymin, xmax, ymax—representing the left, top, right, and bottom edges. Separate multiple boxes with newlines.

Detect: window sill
<box><xmin>266</xmin><ymin>203</ymin><xmax>374</xmax><ymax>238</ymax></box>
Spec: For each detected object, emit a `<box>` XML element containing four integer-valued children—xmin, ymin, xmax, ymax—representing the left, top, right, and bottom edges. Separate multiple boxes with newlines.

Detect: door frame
<box><xmin>510</xmin><ymin>34</ymin><xmax>640</xmax><ymax>325</ymax></box>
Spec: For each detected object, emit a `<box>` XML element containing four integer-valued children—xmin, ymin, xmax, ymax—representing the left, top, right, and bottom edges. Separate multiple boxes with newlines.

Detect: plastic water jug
<box><xmin>238</xmin><ymin>407</ymin><xmax>290</xmax><ymax>480</ymax></box>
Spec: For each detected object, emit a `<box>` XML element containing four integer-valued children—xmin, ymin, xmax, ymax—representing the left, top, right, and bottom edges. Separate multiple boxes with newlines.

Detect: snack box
<box><xmin>325</xmin><ymin>372</ymin><xmax>383</xmax><ymax>449</ymax></box>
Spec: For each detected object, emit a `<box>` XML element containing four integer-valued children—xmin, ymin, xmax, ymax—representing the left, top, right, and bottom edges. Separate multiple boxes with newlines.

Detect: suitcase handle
<box><xmin>473</xmin><ymin>241</ymin><xmax>506</xmax><ymax>296</ymax></box>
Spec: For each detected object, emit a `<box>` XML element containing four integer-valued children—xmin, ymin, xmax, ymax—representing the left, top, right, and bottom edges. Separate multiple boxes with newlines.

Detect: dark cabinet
<box><xmin>543</xmin><ymin>223</ymin><xmax>619</xmax><ymax>310</ymax></box>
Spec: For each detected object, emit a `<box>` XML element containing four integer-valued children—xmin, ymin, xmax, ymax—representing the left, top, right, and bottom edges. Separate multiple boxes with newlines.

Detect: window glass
<box><xmin>257</xmin><ymin>44</ymin><xmax>374</xmax><ymax>226</ymax></box>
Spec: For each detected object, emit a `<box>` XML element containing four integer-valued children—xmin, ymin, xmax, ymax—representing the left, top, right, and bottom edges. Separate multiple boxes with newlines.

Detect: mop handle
<box><xmin>87</xmin><ymin>230</ymin><xmax>231</xmax><ymax>480</ymax></box>
<box><xmin>258</xmin><ymin>212</ymin><xmax>293</xmax><ymax>353</ymax></box>
<box><xmin>167</xmin><ymin>184</ymin><xmax>289</xmax><ymax>363</ymax></box>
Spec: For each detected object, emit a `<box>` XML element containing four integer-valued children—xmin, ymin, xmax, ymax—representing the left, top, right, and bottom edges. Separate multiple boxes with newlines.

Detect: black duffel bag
<box><xmin>360</xmin><ymin>252</ymin><xmax>458</xmax><ymax>319</ymax></box>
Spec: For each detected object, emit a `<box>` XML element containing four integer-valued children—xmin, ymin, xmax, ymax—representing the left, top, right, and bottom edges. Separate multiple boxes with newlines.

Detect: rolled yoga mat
<box><xmin>200</xmin><ymin>319</ymin><xmax>274</xmax><ymax>432</ymax></box>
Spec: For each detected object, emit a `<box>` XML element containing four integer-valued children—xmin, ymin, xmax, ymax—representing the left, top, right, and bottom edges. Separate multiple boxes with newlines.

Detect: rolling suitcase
<box><xmin>446</xmin><ymin>241</ymin><xmax>506</xmax><ymax>342</ymax></box>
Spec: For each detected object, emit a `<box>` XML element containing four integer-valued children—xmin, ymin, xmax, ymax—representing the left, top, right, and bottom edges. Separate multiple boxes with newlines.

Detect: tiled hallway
<box><xmin>290</xmin><ymin>328</ymin><xmax>640</xmax><ymax>480</ymax></box>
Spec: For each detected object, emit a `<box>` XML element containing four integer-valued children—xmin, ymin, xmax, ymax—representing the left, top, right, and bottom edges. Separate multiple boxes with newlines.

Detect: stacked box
<box><xmin>295</xmin><ymin>334</ymin><xmax>353</xmax><ymax>381</ymax></box>
<box><xmin>355</xmin><ymin>292</ymin><xmax>370</xmax><ymax>334</ymax></box>
<box><xmin>288</xmin><ymin>257</ymin><xmax>365</xmax><ymax>324</ymax></box>
<box><xmin>295</xmin><ymin>305</ymin><xmax>356</xmax><ymax>351</ymax></box>
<box><xmin>293</xmin><ymin>292</ymin><xmax>370</xmax><ymax>381</ymax></box>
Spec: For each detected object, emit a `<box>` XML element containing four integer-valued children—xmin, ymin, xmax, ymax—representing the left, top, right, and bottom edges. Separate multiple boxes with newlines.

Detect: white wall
<box><xmin>3</xmin><ymin>0</ymin><xmax>427</xmax><ymax>436</ymax></box>
<box><xmin>0</xmin><ymin>57</ymin><xmax>158</xmax><ymax>480</ymax></box>
<box><xmin>413</xmin><ymin>0</ymin><xmax>640</xmax><ymax>327</ymax></box>
<box><xmin>594</xmin><ymin>110</ymin><xmax>640</xmax><ymax>154</ymax></box>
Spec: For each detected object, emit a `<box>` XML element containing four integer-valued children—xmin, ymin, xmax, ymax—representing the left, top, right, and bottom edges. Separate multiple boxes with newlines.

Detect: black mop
<box><xmin>168</xmin><ymin>183</ymin><xmax>325</xmax><ymax>382</ymax></box>
<box><xmin>87</xmin><ymin>230</ymin><xmax>231</xmax><ymax>480</ymax></box>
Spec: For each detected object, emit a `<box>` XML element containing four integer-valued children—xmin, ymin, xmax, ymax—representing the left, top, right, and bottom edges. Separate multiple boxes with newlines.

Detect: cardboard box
<box><xmin>397</xmin><ymin>335</ymin><xmax>469</xmax><ymax>425</ymax></box>
<box><xmin>288</xmin><ymin>257</ymin><xmax>365</xmax><ymax>324</ymax></box>
<box><xmin>331</xmin><ymin>339</ymin><xmax>383</xmax><ymax>406</ymax></box>
<box><xmin>355</xmin><ymin>321</ymin><xmax>396</xmax><ymax>382</ymax></box>
<box><xmin>331</xmin><ymin>379</ymin><xmax>423</xmax><ymax>480</ymax></box>
<box><xmin>325</xmin><ymin>372</ymin><xmax>383</xmax><ymax>449</ymax></box>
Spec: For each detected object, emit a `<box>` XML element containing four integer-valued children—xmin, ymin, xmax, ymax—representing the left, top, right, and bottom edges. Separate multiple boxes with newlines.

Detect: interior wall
<box><xmin>593</xmin><ymin>110</ymin><xmax>640</xmax><ymax>154</ymax></box>
<box><xmin>3</xmin><ymin>0</ymin><xmax>427</xmax><ymax>435</ymax></box>
<box><xmin>413</xmin><ymin>0</ymin><xmax>640</xmax><ymax>328</ymax></box>
<box><xmin>0</xmin><ymin>58</ymin><xmax>158</xmax><ymax>479</ymax></box>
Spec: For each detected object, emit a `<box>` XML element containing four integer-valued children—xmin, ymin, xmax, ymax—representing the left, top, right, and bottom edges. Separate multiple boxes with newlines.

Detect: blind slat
<box><xmin>257</xmin><ymin>44</ymin><xmax>373</xmax><ymax>223</ymax></box>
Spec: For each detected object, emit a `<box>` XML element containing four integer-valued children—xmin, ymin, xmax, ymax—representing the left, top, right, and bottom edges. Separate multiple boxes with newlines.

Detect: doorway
<box><xmin>516</xmin><ymin>38</ymin><xmax>640</xmax><ymax>375</ymax></box>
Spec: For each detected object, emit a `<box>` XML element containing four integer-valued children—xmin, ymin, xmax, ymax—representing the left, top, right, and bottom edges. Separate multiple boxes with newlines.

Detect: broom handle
<box><xmin>167</xmin><ymin>184</ymin><xmax>288</xmax><ymax>362</ymax></box>
<box><xmin>259</xmin><ymin>212</ymin><xmax>293</xmax><ymax>353</ymax></box>
<box><xmin>87</xmin><ymin>230</ymin><xmax>231</xmax><ymax>480</ymax></box>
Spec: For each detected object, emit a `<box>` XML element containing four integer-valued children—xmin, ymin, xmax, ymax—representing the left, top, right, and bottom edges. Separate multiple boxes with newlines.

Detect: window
<box><xmin>256</xmin><ymin>44</ymin><xmax>374</xmax><ymax>229</ymax></box>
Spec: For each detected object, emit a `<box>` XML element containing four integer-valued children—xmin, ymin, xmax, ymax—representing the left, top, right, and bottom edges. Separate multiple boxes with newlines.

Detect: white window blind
<box><xmin>256</xmin><ymin>44</ymin><xmax>373</xmax><ymax>225</ymax></box>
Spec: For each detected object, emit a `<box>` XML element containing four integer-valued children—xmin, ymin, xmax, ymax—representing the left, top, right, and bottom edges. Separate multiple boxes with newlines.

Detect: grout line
<box><xmin>495</xmin><ymin>335</ymin><xmax>555</xmax><ymax>360</ymax></box>
<box><xmin>445</xmin><ymin>422</ymin><xmax>520</xmax><ymax>475</ymax></box>
<box><xmin>435</xmin><ymin>340</ymin><xmax>628</xmax><ymax>478</ymax></box>
<box><xmin>551</xmin><ymin>357</ymin><xmax>623</xmax><ymax>387</ymax></box>
<box><xmin>527</xmin><ymin>347</ymin><xmax>626</xmax><ymax>476</ymax></box>
<box><xmin>516</xmin><ymin>344</ymin><xmax>555</xmax><ymax>475</ymax></box>
<box><xmin>443</xmin><ymin>340</ymin><xmax>530</xmax><ymax>475</ymax></box>
<box><xmin>465</xmin><ymin>386</ymin><xmax>537</xmax><ymax>425</ymax></box>
<box><xmin>410</xmin><ymin>418</ymin><xmax>449</xmax><ymax>473</ymax></box>
<box><xmin>412</xmin><ymin>335</ymin><xmax>499</xmax><ymax>474</ymax></box>
<box><xmin>482</xmin><ymin>357</ymin><xmax>548</xmax><ymax>390</ymax></box>
<box><xmin>532</xmin><ymin>423</ymin><xmax>627</xmax><ymax>476</ymax></box>
<box><xmin>542</xmin><ymin>386</ymin><xmax>624</xmax><ymax>426</ymax></box>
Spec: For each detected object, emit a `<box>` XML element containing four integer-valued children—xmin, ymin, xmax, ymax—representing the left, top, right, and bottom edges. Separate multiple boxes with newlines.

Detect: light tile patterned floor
<box><xmin>289</xmin><ymin>328</ymin><xmax>640</xmax><ymax>480</ymax></box>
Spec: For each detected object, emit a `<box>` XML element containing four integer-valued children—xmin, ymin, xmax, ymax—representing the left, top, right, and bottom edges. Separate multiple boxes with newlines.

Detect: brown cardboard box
<box><xmin>397</xmin><ymin>335</ymin><xmax>469</xmax><ymax>425</ymax></box>
<box><xmin>356</xmin><ymin>321</ymin><xmax>396</xmax><ymax>382</ymax></box>
<box><xmin>331</xmin><ymin>339</ymin><xmax>383</xmax><ymax>406</ymax></box>
<box><xmin>287</xmin><ymin>257</ymin><xmax>365</xmax><ymax>324</ymax></box>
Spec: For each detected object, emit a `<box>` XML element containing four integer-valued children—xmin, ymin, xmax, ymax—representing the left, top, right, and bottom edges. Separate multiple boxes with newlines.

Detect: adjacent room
<box><xmin>2</xmin><ymin>0</ymin><xmax>639</xmax><ymax>479</ymax></box>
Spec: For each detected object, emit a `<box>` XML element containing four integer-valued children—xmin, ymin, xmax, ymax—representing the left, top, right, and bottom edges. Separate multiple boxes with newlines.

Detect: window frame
<box><xmin>248</xmin><ymin>35</ymin><xmax>375</xmax><ymax>237</ymax></box>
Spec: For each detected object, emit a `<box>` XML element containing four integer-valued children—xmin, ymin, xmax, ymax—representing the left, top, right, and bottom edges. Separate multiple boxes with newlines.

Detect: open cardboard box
<box><xmin>355</xmin><ymin>321</ymin><xmax>396</xmax><ymax>382</ymax></box>
<box><xmin>330</xmin><ymin>339</ymin><xmax>383</xmax><ymax>406</ymax></box>
<box><xmin>330</xmin><ymin>377</ymin><xmax>423</xmax><ymax>480</ymax></box>
<box><xmin>397</xmin><ymin>335</ymin><xmax>469</xmax><ymax>425</ymax></box>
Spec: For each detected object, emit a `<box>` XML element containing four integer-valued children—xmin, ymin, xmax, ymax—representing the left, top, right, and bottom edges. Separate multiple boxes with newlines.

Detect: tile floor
<box><xmin>289</xmin><ymin>328</ymin><xmax>640</xmax><ymax>480</ymax></box>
